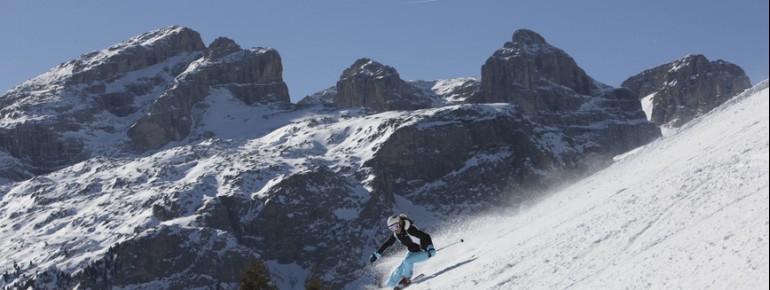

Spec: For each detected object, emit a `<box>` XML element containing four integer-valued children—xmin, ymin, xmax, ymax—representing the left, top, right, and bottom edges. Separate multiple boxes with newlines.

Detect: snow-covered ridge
<box><xmin>7</xmin><ymin>26</ymin><xmax>193</xmax><ymax>94</ymax></box>
<box><xmin>409</xmin><ymin>77</ymin><xmax>479</xmax><ymax>105</ymax></box>
<box><xmin>70</xmin><ymin>25</ymin><xmax>189</xmax><ymax>71</ymax></box>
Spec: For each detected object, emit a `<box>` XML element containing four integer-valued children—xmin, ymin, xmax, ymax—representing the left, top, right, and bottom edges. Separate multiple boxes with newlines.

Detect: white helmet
<box><xmin>386</xmin><ymin>214</ymin><xmax>408</xmax><ymax>227</ymax></box>
<box><xmin>387</xmin><ymin>215</ymin><xmax>400</xmax><ymax>227</ymax></box>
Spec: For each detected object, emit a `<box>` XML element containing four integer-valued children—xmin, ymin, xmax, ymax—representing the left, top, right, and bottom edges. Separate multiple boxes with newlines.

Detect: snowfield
<box><xmin>358</xmin><ymin>81</ymin><xmax>769</xmax><ymax>289</ymax></box>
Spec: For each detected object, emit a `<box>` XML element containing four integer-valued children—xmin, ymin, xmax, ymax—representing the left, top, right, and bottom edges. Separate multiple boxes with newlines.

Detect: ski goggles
<box><xmin>388</xmin><ymin>224</ymin><xmax>400</xmax><ymax>231</ymax></box>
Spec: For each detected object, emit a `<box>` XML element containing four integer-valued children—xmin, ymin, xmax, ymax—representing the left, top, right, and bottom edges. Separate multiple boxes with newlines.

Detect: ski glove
<box><xmin>369</xmin><ymin>251</ymin><xmax>381</xmax><ymax>263</ymax></box>
<box><xmin>426</xmin><ymin>245</ymin><xmax>436</xmax><ymax>258</ymax></box>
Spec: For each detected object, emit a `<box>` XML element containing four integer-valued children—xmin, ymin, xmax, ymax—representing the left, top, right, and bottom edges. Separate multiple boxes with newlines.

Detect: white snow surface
<box><xmin>640</xmin><ymin>92</ymin><xmax>655</xmax><ymax>121</ymax></box>
<box><xmin>355</xmin><ymin>81</ymin><xmax>769</xmax><ymax>289</ymax></box>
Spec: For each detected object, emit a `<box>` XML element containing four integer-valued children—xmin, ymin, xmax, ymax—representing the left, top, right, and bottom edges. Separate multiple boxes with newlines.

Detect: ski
<box><xmin>393</xmin><ymin>273</ymin><xmax>424</xmax><ymax>289</ymax></box>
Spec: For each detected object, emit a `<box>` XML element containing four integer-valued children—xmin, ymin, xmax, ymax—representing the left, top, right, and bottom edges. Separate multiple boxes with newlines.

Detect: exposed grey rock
<box><xmin>0</xmin><ymin>124</ymin><xmax>87</xmax><ymax>175</ymax></box>
<box><xmin>206</xmin><ymin>37</ymin><xmax>242</xmax><ymax>60</ymax></box>
<box><xmin>66</xmin><ymin>25</ymin><xmax>205</xmax><ymax>86</ymax></box>
<box><xmin>621</xmin><ymin>54</ymin><xmax>751</xmax><ymax>127</ymax></box>
<box><xmin>472</xmin><ymin>29</ymin><xmax>598</xmax><ymax>114</ymax></box>
<box><xmin>303</xmin><ymin>77</ymin><xmax>480</xmax><ymax>109</ymax></box>
<box><xmin>297</xmin><ymin>86</ymin><xmax>337</xmax><ymax>107</ymax></box>
<box><xmin>363</xmin><ymin>105</ymin><xmax>549</xmax><ymax>209</ymax></box>
<box><xmin>75</xmin><ymin>225</ymin><xmax>257</xmax><ymax>290</ymax></box>
<box><xmin>194</xmin><ymin>165</ymin><xmax>385</xmax><ymax>287</ymax></box>
<box><xmin>335</xmin><ymin>58</ymin><xmax>431</xmax><ymax>111</ymax></box>
<box><xmin>0</xmin><ymin>152</ymin><xmax>35</xmax><ymax>182</ymax></box>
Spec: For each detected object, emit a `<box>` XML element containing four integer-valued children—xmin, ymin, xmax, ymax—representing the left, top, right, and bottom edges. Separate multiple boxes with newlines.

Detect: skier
<box><xmin>369</xmin><ymin>214</ymin><xmax>435</xmax><ymax>289</ymax></box>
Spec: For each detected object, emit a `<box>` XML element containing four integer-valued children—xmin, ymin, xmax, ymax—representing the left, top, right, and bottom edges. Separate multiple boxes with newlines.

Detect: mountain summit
<box><xmin>473</xmin><ymin>29</ymin><xmax>598</xmax><ymax>112</ymax></box>
<box><xmin>622</xmin><ymin>54</ymin><xmax>751</xmax><ymax>127</ymax></box>
<box><xmin>334</xmin><ymin>58</ymin><xmax>430</xmax><ymax>111</ymax></box>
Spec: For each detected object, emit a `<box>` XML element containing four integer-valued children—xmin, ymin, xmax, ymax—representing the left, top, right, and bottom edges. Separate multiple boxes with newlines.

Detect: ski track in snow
<box><xmin>354</xmin><ymin>82</ymin><xmax>769</xmax><ymax>289</ymax></box>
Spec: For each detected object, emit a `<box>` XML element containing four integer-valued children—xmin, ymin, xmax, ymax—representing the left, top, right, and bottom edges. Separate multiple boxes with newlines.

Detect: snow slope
<box><xmin>361</xmin><ymin>81</ymin><xmax>769</xmax><ymax>289</ymax></box>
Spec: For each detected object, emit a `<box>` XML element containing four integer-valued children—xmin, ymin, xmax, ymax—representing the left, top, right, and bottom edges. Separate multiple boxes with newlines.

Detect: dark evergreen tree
<box><xmin>239</xmin><ymin>258</ymin><xmax>277</xmax><ymax>290</ymax></box>
<box><xmin>304</xmin><ymin>265</ymin><xmax>332</xmax><ymax>290</ymax></box>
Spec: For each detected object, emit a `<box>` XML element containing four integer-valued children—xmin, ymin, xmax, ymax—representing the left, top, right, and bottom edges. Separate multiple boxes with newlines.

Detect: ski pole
<box><xmin>436</xmin><ymin>238</ymin><xmax>464</xmax><ymax>252</ymax></box>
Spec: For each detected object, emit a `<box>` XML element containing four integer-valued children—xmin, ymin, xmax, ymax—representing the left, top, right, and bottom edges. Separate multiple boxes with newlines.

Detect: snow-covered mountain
<box><xmin>0</xmin><ymin>25</ymin><xmax>758</xmax><ymax>290</ymax></box>
<box><xmin>362</xmin><ymin>80</ymin><xmax>769</xmax><ymax>290</ymax></box>
<box><xmin>622</xmin><ymin>54</ymin><xmax>751</xmax><ymax>128</ymax></box>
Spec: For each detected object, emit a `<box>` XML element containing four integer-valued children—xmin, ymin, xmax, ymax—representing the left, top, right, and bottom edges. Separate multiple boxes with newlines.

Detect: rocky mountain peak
<box><xmin>621</xmin><ymin>54</ymin><xmax>751</xmax><ymax>127</ymax></box>
<box><xmin>508</xmin><ymin>28</ymin><xmax>548</xmax><ymax>47</ymax></box>
<box><xmin>206</xmin><ymin>37</ymin><xmax>242</xmax><ymax>60</ymax></box>
<box><xmin>334</xmin><ymin>58</ymin><xmax>430</xmax><ymax>112</ymax></box>
<box><xmin>65</xmin><ymin>25</ymin><xmax>206</xmax><ymax>86</ymax></box>
<box><xmin>341</xmin><ymin>58</ymin><xmax>397</xmax><ymax>79</ymax></box>
<box><xmin>473</xmin><ymin>28</ymin><xmax>598</xmax><ymax>114</ymax></box>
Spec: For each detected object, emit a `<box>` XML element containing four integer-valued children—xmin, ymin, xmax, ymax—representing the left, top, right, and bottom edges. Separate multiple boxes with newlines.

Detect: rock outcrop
<box><xmin>300</xmin><ymin>77</ymin><xmax>480</xmax><ymax>109</ymax></box>
<box><xmin>472</xmin><ymin>29</ymin><xmax>599</xmax><ymax>114</ymax></box>
<box><xmin>65</xmin><ymin>26</ymin><xmax>206</xmax><ymax>86</ymax></box>
<box><xmin>75</xmin><ymin>226</ymin><xmax>258</xmax><ymax>290</ymax></box>
<box><xmin>363</xmin><ymin>105</ymin><xmax>551</xmax><ymax>209</ymax></box>
<box><xmin>621</xmin><ymin>54</ymin><xmax>751</xmax><ymax>127</ymax></box>
<box><xmin>334</xmin><ymin>58</ymin><xmax>431</xmax><ymax>111</ymax></box>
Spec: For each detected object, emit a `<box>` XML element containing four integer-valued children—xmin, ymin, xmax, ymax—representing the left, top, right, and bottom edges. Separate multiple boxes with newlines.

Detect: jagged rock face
<box><xmin>75</xmin><ymin>226</ymin><xmax>257</xmax><ymax>290</ymax></box>
<box><xmin>194</xmin><ymin>166</ymin><xmax>386</xmax><ymax>286</ymax></box>
<box><xmin>206</xmin><ymin>37</ymin><xmax>242</xmax><ymax>60</ymax></box>
<box><xmin>0</xmin><ymin>123</ymin><xmax>86</xmax><ymax>175</ymax></box>
<box><xmin>335</xmin><ymin>58</ymin><xmax>430</xmax><ymax>111</ymax></box>
<box><xmin>296</xmin><ymin>86</ymin><xmax>337</xmax><ymax>107</ymax></box>
<box><xmin>363</xmin><ymin>105</ymin><xmax>551</xmax><ymax>208</ymax></box>
<box><xmin>551</xmin><ymin>88</ymin><xmax>661</xmax><ymax>153</ymax></box>
<box><xmin>128</xmin><ymin>40</ymin><xmax>290</xmax><ymax>150</ymax></box>
<box><xmin>621</xmin><ymin>54</ymin><xmax>751</xmax><ymax>127</ymax></box>
<box><xmin>300</xmin><ymin>77</ymin><xmax>481</xmax><ymax>108</ymax></box>
<box><xmin>473</xmin><ymin>29</ymin><xmax>599</xmax><ymax>114</ymax></box>
<box><xmin>248</xmin><ymin>167</ymin><xmax>381</xmax><ymax>280</ymax></box>
<box><xmin>65</xmin><ymin>26</ymin><xmax>206</xmax><ymax>86</ymax></box>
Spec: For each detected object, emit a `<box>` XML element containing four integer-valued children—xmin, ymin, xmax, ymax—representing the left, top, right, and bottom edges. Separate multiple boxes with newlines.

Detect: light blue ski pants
<box><xmin>385</xmin><ymin>251</ymin><xmax>430</xmax><ymax>287</ymax></box>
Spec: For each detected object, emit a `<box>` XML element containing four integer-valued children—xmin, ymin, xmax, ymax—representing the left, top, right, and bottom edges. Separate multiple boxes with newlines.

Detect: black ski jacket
<box><xmin>376</xmin><ymin>218</ymin><xmax>433</xmax><ymax>254</ymax></box>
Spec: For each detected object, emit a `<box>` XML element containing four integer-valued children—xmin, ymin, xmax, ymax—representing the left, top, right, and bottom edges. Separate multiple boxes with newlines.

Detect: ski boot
<box><xmin>393</xmin><ymin>277</ymin><xmax>411</xmax><ymax>290</ymax></box>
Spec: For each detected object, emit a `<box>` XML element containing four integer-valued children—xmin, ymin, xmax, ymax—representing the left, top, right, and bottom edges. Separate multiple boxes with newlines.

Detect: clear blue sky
<box><xmin>1</xmin><ymin>0</ymin><xmax>767</xmax><ymax>102</ymax></box>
